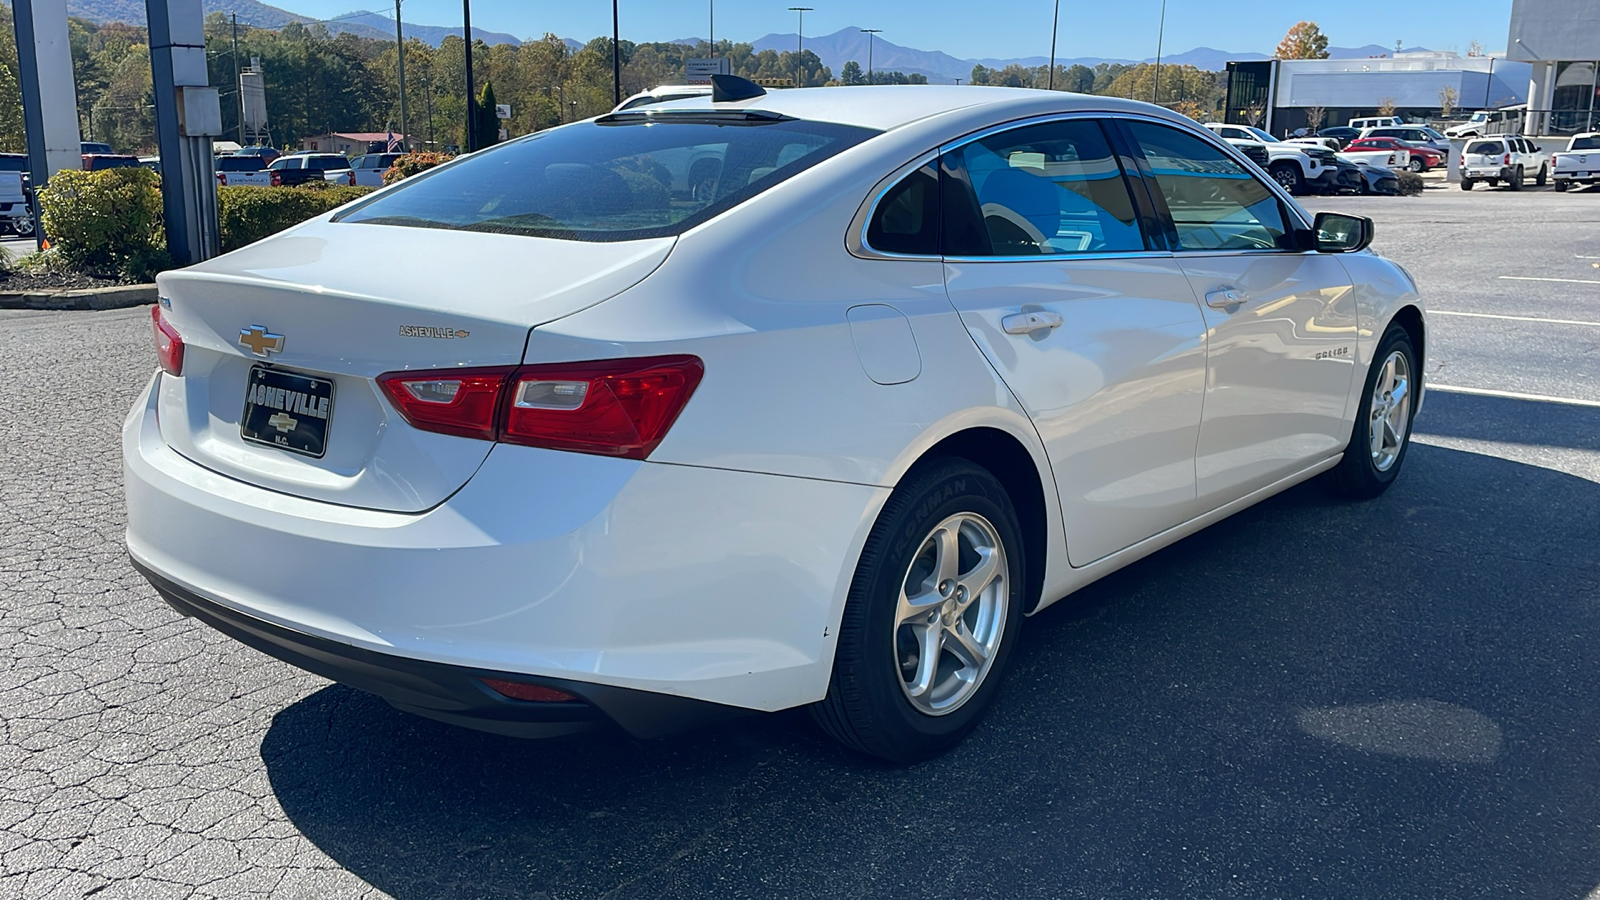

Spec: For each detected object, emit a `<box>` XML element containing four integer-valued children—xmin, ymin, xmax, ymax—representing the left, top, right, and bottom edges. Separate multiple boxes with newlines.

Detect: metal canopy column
<box><xmin>146</xmin><ymin>0</ymin><xmax>221</xmax><ymax>264</ymax></box>
<box><xmin>11</xmin><ymin>0</ymin><xmax>82</xmax><ymax>247</ymax></box>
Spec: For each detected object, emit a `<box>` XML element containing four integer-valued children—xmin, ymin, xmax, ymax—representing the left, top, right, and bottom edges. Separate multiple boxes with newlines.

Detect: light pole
<box><xmin>709</xmin><ymin>1</ymin><xmax>714</xmax><ymax>54</ymax></box>
<box><xmin>1048</xmin><ymin>0</ymin><xmax>1060</xmax><ymax>90</ymax></box>
<box><xmin>788</xmin><ymin>7</ymin><xmax>812</xmax><ymax>87</ymax></box>
<box><xmin>1152</xmin><ymin>0</ymin><xmax>1167</xmax><ymax>104</ymax></box>
<box><xmin>463</xmin><ymin>0</ymin><xmax>476</xmax><ymax>151</ymax></box>
<box><xmin>861</xmin><ymin>29</ymin><xmax>881</xmax><ymax>84</ymax></box>
<box><xmin>611</xmin><ymin>0</ymin><xmax>621</xmax><ymax>108</ymax></box>
<box><xmin>394</xmin><ymin>0</ymin><xmax>407</xmax><ymax>150</ymax></box>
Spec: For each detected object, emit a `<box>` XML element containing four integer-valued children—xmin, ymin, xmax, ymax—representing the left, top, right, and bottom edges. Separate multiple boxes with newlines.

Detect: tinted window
<box><xmin>338</xmin><ymin>115</ymin><xmax>876</xmax><ymax>241</ymax></box>
<box><xmin>268</xmin><ymin>158</ymin><xmax>299</xmax><ymax>170</ymax></box>
<box><xmin>1125</xmin><ymin>121</ymin><xmax>1291</xmax><ymax>253</ymax></box>
<box><xmin>866</xmin><ymin>162</ymin><xmax>938</xmax><ymax>255</ymax></box>
<box><xmin>0</xmin><ymin>156</ymin><xmax>26</xmax><ymax>172</ymax></box>
<box><xmin>1572</xmin><ymin>136</ymin><xmax>1600</xmax><ymax>150</ymax></box>
<box><xmin>308</xmin><ymin>156</ymin><xmax>348</xmax><ymax>170</ymax></box>
<box><xmin>941</xmin><ymin>119</ymin><xmax>1143</xmax><ymax>257</ymax></box>
<box><xmin>1466</xmin><ymin>140</ymin><xmax>1502</xmax><ymax>155</ymax></box>
<box><xmin>217</xmin><ymin>157</ymin><xmax>264</xmax><ymax>172</ymax></box>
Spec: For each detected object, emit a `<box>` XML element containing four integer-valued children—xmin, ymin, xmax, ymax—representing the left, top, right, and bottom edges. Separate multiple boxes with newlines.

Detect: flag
<box><xmin>386</xmin><ymin>130</ymin><xmax>401</xmax><ymax>152</ymax></box>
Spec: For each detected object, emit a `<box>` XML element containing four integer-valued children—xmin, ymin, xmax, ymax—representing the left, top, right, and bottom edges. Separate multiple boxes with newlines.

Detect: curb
<box><xmin>0</xmin><ymin>283</ymin><xmax>156</xmax><ymax>311</ymax></box>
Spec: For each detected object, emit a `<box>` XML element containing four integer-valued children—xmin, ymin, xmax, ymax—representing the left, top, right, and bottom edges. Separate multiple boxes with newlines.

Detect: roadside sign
<box><xmin>495</xmin><ymin>104</ymin><xmax>512</xmax><ymax>120</ymax></box>
<box><xmin>686</xmin><ymin>58</ymin><xmax>731</xmax><ymax>85</ymax></box>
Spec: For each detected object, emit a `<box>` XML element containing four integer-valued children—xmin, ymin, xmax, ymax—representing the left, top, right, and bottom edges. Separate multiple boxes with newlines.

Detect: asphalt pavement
<box><xmin>1</xmin><ymin>183</ymin><xmax>1597</xmax><ymax>899</ymax></box>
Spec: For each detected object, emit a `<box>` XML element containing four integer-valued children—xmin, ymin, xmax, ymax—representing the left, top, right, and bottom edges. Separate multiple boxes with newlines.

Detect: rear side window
<box><xmin>1124</xmin><ymin>121</ymin><xmax>1291</xmax><ymax>253</ymax></box>
<box><xmin>866</xmin><ymin>162</ymin><xmax>939</xmax><ymax>255</ymax></box>
<box><xmin>337</xmin><ymin>114</ymin><xmax>877</xmax><ymax>241</ymax></box>
<box><xmin>269</xmin><ymin>158</ymin><xmax>299</xmax><ymax>170</ymax></box>
<box><xmin>941</xmin><ymin>119</ymin><xmax>1144</xmax><ymax>257</ymax></box>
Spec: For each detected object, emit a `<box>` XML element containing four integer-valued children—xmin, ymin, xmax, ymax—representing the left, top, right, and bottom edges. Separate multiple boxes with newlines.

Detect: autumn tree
<box><xmin>1438</xmin><ymin>85</ymin><xmax>1458</xmax><ymax>117</ymax></box>
<box><xmin>1275</xmin><ymin>22</ymin><xmax>1330</xmax><ymax>60</ymax></box>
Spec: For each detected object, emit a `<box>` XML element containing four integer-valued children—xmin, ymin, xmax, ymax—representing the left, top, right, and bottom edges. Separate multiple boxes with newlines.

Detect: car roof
<box><xmin>640</xmin><ymin>85</ymin><xmax>1189</xmax><ymax>133</ymax></box>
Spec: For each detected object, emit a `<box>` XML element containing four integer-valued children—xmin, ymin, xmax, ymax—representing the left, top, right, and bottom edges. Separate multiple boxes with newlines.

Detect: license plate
<box><xmin>240</xmin><ymin>365</ymin><xmax>335</xmax><ymax>458</ymax></box>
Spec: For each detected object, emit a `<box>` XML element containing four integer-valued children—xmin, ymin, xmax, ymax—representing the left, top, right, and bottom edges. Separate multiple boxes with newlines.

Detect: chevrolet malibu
<box><xmin>126</xmin><ymin>79</ymin><xmax>1424</xmax><ymax>763</ymax></box>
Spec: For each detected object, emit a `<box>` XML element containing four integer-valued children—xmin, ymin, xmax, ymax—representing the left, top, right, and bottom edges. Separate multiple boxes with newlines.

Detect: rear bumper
<box><xmin>1462</xmin><ymin>166</ymin><xmax>1515</xmax><ymax>180</ymax></box>
<box><xmin>124</xmin><ymin>373</ymin><xmax>887</xmax><ymax>718</ymax></box>
<box><xmin>136</xmin><ymin>560</ymin><xmax>744</xmax><ymax>738</ymax></box>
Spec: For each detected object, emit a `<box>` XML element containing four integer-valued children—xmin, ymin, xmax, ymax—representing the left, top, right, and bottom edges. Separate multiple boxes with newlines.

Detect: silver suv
<box><xmin>1460</xmin><ymin>135</ymin><xmax>1548</xmax><ymax>191</ymax></box>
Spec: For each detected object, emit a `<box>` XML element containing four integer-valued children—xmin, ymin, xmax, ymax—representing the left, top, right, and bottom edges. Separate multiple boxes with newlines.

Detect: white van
<box><xmin>1349</xmin><ymin>116</ymin><xmax>1404</xmax><ymax>130</ymax></box>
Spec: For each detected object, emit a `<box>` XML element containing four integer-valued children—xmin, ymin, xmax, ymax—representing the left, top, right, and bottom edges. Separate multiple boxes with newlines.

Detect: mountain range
<box><xmin>58</xmin><ymin>0</ymin><xmax>1434</xmax><ymax>83</ymax></box>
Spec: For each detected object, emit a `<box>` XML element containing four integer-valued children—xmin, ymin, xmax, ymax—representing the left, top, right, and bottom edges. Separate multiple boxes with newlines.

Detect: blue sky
<box><xmin>289</xmin><ymin>0</ymin><xmax>1516</xmax><ymax>61</ymax></box>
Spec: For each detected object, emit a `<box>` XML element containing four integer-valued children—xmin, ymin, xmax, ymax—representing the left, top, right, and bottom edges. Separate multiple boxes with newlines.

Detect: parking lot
<box><xmin>2</xmin><ymin>183</ymin><xmax>1598</xmax><ymax>899</ymax></box>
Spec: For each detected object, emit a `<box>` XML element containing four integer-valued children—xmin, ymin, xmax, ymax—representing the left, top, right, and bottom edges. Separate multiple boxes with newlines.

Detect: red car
<box><xmin>1345</xmin><ymin>137</ymin><xmax>1443</xmax><ymax>173</ymax></box>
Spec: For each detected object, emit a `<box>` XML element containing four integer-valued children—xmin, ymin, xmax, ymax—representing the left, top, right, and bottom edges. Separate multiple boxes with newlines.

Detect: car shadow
<box><xmin>261</xmin><ymin>438</ymin><xmax>1600</xmax><ymax>898</ymax></box>
<box><xmin>1414</xmin><ymin>389</ymin><xmax>1600</xmax><ymax>452</ymax></box>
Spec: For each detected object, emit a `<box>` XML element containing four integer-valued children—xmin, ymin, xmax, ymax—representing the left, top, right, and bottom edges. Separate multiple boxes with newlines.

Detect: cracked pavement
<box><xmin>2</xmin><ymin>188</ymin><xmax>1599</xmax><ymax>898</ymax></box>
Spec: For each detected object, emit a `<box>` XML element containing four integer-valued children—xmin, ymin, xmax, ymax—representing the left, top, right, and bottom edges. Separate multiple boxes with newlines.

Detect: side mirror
<box><xmin>1312</xmin><ymin>211</ymin><xmax>1374</xmax><ymax>253</ymax></box>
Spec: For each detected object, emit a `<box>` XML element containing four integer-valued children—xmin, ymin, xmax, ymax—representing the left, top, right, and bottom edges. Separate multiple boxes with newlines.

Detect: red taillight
<box><xmin>347</xmin><ymin>170</ymin><xmax>356</xmax><ymax>186</ymax></box>
<box><xmin>1504</xmin><ymin>152</ymin><xmax>1511</xmax><ymax>166</ymax></box>
<box><xmin>377</xmin><ymin>356</ymin><xmax>704</xmax><ymax>460</ymax></box>
<box><xmin>480</xmin><ymin>678</ymin><xmax>578</xmax><ymax>703</ymax></box>
<box><xmin>150</xmin><ymin>306</ymin><xmax>183</xmax><ymax>376</ymax></box>
<box><xmin>270</xmin><ymin>170</ymin><xmax>282</xmax><ymax>186</ymax></box>
<box><xmin>377</xmin><ymin>366</ymin><xmax>516</xmax><ymax>441</ymax></box>
<box><xmin>216</xmin><ymin>172</ymin><xmax>226</xmax><ymax>186</ymax></box>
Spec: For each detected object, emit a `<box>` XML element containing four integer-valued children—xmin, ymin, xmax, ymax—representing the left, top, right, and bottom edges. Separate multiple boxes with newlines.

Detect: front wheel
<box><xmin>812</xmin><ymin>459</ymin><xmax>1026</xmax><ymax>763</ymax></box>
<box><xmin>1408</xmin><ymin>158</ymin><xmax>1425</xmax><ymax>173</ymax></box>
<box><xmin>1269</xmin><ymin>163</ymin><xmax>1305</xmax><ymax>195</ymax></box>
<box><xmin>1461</xmin><ymin>178</ymin><xmax>1475</xmax><ymax>191</ymax></box>
<box><xmin>1537</xmin><ymin>164</ymin><xmax>1549</xmax><ymax>186</ymax></box>
<box><xmin>10</xmin><ymin>215</ymin><xmax>33</xmax><ymax>237</ymax></box>
<box><xmin>1327</xmin><ymin>323</ymin><xmax>1418</xmax><ymax>500</ymax></box>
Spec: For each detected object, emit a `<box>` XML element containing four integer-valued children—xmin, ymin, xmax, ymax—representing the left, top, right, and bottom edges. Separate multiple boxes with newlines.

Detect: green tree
<box><xmin>474</xmin><ymin>80</ymin><xmax>501</xmax><ymax>150</ymax></box>
<box><xmin>841</xmin><ymin>60</ymin><xmax>864</xmax><ymax>85</ymax></box>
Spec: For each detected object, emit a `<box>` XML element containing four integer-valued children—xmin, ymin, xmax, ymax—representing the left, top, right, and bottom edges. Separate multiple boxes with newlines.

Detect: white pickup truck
<box><xmin>215</xmin><ymin>155</ymin><xmax>271</xmax><ymax>187</ymax></box>
<box><xmin>1203</xmin><ymin>123</ymin><xmax>1337</xmax><ymax>195</ymax></box>
<box><xmin>1551</xmin><ymin>133</ymin><xmax>1600</xmax><ymax>191</ymax></box>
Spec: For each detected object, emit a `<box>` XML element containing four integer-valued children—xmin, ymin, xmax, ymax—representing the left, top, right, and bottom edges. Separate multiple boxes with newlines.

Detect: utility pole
<box><xmin>425</xmin><ymin>77</ymin><xmax>435</xmax><ymax>148</ymax></box>
<box><xmin>1152</xmin><ymin>0</ymin><xmax>1167</xmax><ymax>104</ymax></box>
<box><xmin>709</xmin><ymin>1</ymin><xmax>714</xmax><ymax>55</ymax></box>
<box><xmin>231</xmin><ymin>14</ymin><xmax>243</xmax><ymax>142</ymax></box>
<box><xmin>788</xmin><ymin>7</ymin><xmax>812</xmax><ymax>87</ymax></box>
<box><xmin>463</xmin><ymin>0</ymin><xmax>476</xmax><ymax>151</ymax></box>
<box><xmin>612</xmin><ymin>0</ymin><xmax>621</xmax><ymax>108</ymax></box>
<box><xmin>861</xmin><ymin>29</ymin><xmax>881</xmax><ymax>84</ymax></box>
<box><xmin>395</xmin><ymin>0</ymin><xmax>408</xmax><ymax>151</ymax></box>
<box><xmin>1048</xmin><ymin>0</ymin><xmax>1060</xmax><ymax>90</ymax></box>
<box><xmin>146</xmin><ymin>0</ymin><xmax>221</xmax><ymax>264</ymax></box>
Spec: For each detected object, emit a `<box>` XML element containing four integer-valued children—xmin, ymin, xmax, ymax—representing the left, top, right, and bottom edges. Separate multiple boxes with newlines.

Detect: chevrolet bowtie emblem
<box><xmin>239</xmin><ymin>325</ymin><xmax>285</xmax><ymax>357</ymax></box>
<box><xmin>267</xmin><ymin>412</ymin><xmax>298</xmax><ymax>433</ymax></box>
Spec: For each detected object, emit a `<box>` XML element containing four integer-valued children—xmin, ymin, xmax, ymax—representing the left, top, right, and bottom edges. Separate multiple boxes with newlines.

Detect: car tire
<box><xmin>1327</xmin><ymin>322</ymin><xmax>1418</xmax><ymax>501</ymax></box>
<box><xmin>1408</xmin><ymin>158</ymin><xmax>1425</xmax><ymax>173</ymax></box>
<box><xmin>1536</xmin><ymin>164</ymin><xmax>1549</xmax><ymax>186</ymax></box>
<box><xmin>1269</xmin><ymin>162</ymin><xmax>1305</xmax><ymax>195</ymax></box>
<box><xmin>10</xmin><ymin>215</ymin><xmax>33</xmax><ymax>237</ymax></box>
<box><xmin>1555</xmin><ymin>180</ymin><xmax>1570</xmax><ymax>192</ymax></box>
<box><xmin>1461</xmin><ymin>179</ymin><xmax>1475</xmax><ymax>191</ymax></box>
<box><xmin>1488</xmin><ymin>178</ymin><xmax>1499</xmax><ymax>187</ymax></box>
<box><xmin>1509</xmin><ymin>166</ymin><xmax>1525</xmax><ymax>190</ymax></box>
<box><xmin>812</xmin><ymin>458</ymin><xmax>1026</xmax><ymax>763</ymax></box>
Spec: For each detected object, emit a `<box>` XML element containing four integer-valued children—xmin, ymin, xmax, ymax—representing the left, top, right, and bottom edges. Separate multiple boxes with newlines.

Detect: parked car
<box><xmin>1284</xmin><ymin>136</ymin><xmax>1342</xmax><ymax>153</ymax></box>
<box><xmin>1460</xmin><ymin>135</ymin><xmax>1547</xmax><ymax>190</ymax></box>
<box><xmin>1314</xmin><ymin>126</ymin><xmax>1362</xmax><ymax>148</ymax></box>
<box><xmin>234</xmin><ymin>145</ymin><xmax>283</xmax><ymax>166</ymax></box>
<box><xmin>1350</xmin><ymin>161</ymin><xmax>1402</xmax><ymax>195</ymax></box>
<box><xmin>614</xmin><ymin>84</ymin><xmax>714</xmax><ymax>112</ymax></box>
<box><xmin>1203</xmin><ymin>122</ymin><xmax>1337</xmax><ymax>194</ymax></box>
<box><xmin>1360</xmin><ymin>125</ymin><xmax>1451</xmax><ymax>157</ymax></box>
<box><xmin>0</xmin><ymin>170</ymin><xmax>33</xmax><ymax>236</ymax></box>
<box><xmin>216</xmin><ymin>154</ymin><xmax>272</xmax><ymax>187</ymax></box>
<box><xmin>1551</xmin><ymin>132</ymin><xmax>1600</xmax><ymax>191</ymax></box>
<box><xmin>1338</xmin><ymin>144</ymin><xmax>1410</xmax><ymax>171</ymax></box>
<box><xmin>1349</xmin><ymin>116</ymin><xmax>1404</xmax><ymax>131</ymax></box>
<box><xmin>1345</xmin><ymin>137</ymin><xmax>1443</xmax><ymax>172</ymax></box>
<box><xmin>350</xmin><ymin>152</ymin><xmax>405</xmax><ymax>187</ymax></box>
<box><xmin>1444</xmin><ymin>106</ymin><xmax>1527</xmax><ymax>139</ymax></box>
<box><xmin>81</xmin><ymin>154</ymin><xmax>144</xmax><ymax>171</ymax></box>
<box><xmin>139</xmin><ymin>156</ymin><xmax>161</xmax><ymax>172</ymax></box>
<box><xmin>127</xmin><ymin>82</ymin><xmax>1424</xmax><ymax>763</ymax></box>
<box><xmin>266</xmin><ymin>152</ymin><xmax>356</xmax><ymax>187</ymax></box>
<box><xmin>80</xmin><ymin>141</ymin><xmax>114</xmax><ymax>155</ymax></box>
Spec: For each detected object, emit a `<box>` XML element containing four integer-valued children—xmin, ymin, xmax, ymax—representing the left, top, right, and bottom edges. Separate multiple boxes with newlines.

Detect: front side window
<box><xmin>337</xmin><ymin>115</ymin><xmax>877</xmax><ymax>241</ymax></box>
<box><xmin>1124</xmin><ymin>120</ymin><xmax>1292</xmax><ymax>253</ymax></box>
<box><xmin>941</xmin><ymin>119</ymin><xmax>1145</xmax><ymax>257</ymax></box>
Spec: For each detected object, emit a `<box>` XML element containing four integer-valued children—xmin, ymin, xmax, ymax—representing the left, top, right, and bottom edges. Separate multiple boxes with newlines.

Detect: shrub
<box><xmin>382</xmin><ymin>151</ymin><xmax>452</xmax><ymax>186</ymax></box>
<box><xmin>1396</xmin><ymin>171</ymin><xmax>1424</xmax><ymax>196</ymax></box>
<box><xmin>219</xmin><ymin>184</ymin><xmax>373</xmax><ymax>252</ymax></box>
<box><xmin>38</xmin><ymin>167</ymin><xmax>165</xmax><ymax>277</ymax></box>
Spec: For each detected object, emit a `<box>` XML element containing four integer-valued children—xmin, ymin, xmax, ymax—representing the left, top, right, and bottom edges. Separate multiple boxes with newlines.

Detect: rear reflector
<box><xmin>376</xmin><ymin>356</ymin><xmax>703</xmax><ymax>460</ymax></box>
<box><xmin>151</xmin><ymin>306</ymin><xmax>184</xmax><ymax>376</ymax></box>
<box><xmin>480</xmin><ymin>678</ymin><xmax>578</xmax><ymax>703</ymax></box>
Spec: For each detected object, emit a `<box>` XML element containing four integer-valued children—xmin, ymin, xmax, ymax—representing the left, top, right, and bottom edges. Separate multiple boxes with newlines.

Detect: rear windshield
<box><xmin>217</xmin><ymin>157</ymin><xmax>264</xmax><ymax>172</ymax></box>
<box><xmin>335</xmin><ymin>114</ymin><xmax>877</xmax><ymax>241</ymax></box>
<box><xmin>1571</xmin><ymin>136</ymin><xmax>1600</xmax><ymax>151</ymax></box>
<box><xmin>1466</xmin><ymin>140</ymin><xmax>1502</xmax><ymax>155</ymax></box>
<box><xmin>307</xmin><ymin>156</ymin><xmax>349</xmax><ymax>170</ymax></box>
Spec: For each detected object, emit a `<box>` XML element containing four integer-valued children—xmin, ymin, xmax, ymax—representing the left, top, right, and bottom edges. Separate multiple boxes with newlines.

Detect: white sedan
<box><xmin>125</xmin><ymin>79</ymin><xmax>1424</xmax><ymax>762</ymax></box>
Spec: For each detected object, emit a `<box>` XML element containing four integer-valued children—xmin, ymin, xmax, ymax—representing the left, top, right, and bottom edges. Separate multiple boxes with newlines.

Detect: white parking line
<box><xmin>1429</xmin><ymin>384</ymin><xmax>1600</xmax><ymax>408</ymax></box>
<box><xmin>1498</xmin><ymin>275</ymin><xmax>1600</xmax><ymax>285</ymax></box>
<box><xmin>1431</xmin><ymin>310</ymin><xmax>1600</xmax><ymax>327</ymax></box>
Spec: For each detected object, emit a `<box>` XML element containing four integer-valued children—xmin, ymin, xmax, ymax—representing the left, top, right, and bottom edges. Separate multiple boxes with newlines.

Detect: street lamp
<box><xmin>611</xmin><ymin>0</ymin><xmax>621</xmax><ymax>108</ymax></box>
<box><xmin>1152</xmin><ymin>0</ymin><xmax>1168</xmax><ymax>104</ymax></box>
<box><xmin>1048</xmin><ymin>0</ymin><xmax>1060</xmax><ymax>90</ymax></box>
<box><xmin>861</xmin><ymin>28</ymin><xmax>881</xmax><ymax>84</ymax></box>
<box><xmin>788</xmin><ymin>7</ymin><xmax>812</xmax><ymax>87</ymax></box>
<box><xmin>395</xmin><ymin>0</ymin><xmax>407</xmax><ymax>150</ymax></box>
<box><xmin>463</xmin><ymin>0</ymin><xmax>476</xmax><ymax>151</ymax></box>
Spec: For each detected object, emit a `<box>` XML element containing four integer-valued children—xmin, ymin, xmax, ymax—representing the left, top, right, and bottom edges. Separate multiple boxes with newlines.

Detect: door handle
<box><xmin>1001</xmin><ymin>311</ymin><xmax>1063</xmax><ymax>335</ymax></box>
<box><xmin>1205</xmin><ymin>287</ymin><xmax>1247</xmax><ymax>309</ymax></box>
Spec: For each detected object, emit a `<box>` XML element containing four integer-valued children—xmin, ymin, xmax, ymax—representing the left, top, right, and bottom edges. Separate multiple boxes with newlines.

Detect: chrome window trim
<box><xmin>848</xmin><ymin>109</ymin><xmax>1312</xmax><ymax>263</ymax></box>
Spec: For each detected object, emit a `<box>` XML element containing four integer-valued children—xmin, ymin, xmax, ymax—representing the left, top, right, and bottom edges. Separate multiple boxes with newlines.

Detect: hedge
<box><xmin>219</xmin><ymin>183</ymin><xmax>374</xmax><ymax>252</ymax></box>
<box><xmin>38</xmin><ymin>167</ymin><xmax>167</xmax><ymax>278</ymax></box>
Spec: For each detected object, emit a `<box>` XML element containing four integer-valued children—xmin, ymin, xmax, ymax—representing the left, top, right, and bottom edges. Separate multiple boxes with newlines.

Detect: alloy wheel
<box><xmin>893</xmin><ymin>513</ymin><xmax>1008</xmax><ymax>716</ymax></box>
<box><xmin>1368</xmin><ymin>350</ymin><xmax>1412</xmax><ymax>472</ymax></box>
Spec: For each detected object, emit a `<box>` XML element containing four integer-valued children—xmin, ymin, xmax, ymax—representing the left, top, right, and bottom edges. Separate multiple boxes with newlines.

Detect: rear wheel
<box><xmin>1537</xmin><ymin>164</ymin><xmax>1549</xmax><ymax>186</ymax></box>
<box><xmin>1509</xmin><ymin>167</ymin><xmax>1525</xmax><ymax>190</ymax></box>
<box><xmin>1328</xmin><ymin>323</ymin><xmax>1417</xmax><ymax>500</ymax></box>
<box><xmin>1555</xmin><ymin>180</ymin><xmax>1571</xmax><ymax>192</ymax></box>
<box><xmin>1408</xmin><ymin>158</ymin><xmax>1425</xmax><ymax>173</ymax></box>
<box><xmin>812</xmin><ymin>459</ymin><xmax>1025</xmax><ymax>763</ymax></box>
<box><xmin>1269</xmin><ymin>162</ymin><xmax>1305</xmax><ymax>195</ymax></box>
<box><xmin>10</xmin><ymin>215</ymin><xmax>33</xmax><ymax>237</ymax></box>
<box><xmin>1461</xmin><ymin>179</ymin><xmax>1475</xmax><ymax>191</ymax></box>
<box><xmin>1487</xmin><ymin>178</ymin><xmax>1500</xmax><ymax>187</ymax></box>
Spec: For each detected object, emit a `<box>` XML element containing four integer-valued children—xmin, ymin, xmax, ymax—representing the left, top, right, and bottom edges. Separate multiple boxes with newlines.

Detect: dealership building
<box><xmin>1508</xmin><ymin>0</ymin><xmax>1600</xmax><ymax>134</ymax></box>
